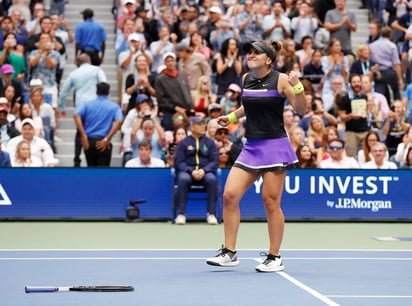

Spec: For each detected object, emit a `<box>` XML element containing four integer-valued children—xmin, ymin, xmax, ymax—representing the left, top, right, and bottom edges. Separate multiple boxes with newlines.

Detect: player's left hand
<box><xmin>288</xmin><ymin>71</ymin><xmax>300</xmax><ymax>86</ymax></box>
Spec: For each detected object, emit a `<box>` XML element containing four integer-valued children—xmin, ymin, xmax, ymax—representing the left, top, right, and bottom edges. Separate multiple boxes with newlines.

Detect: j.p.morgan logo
<box><xmin>0</xmin><ymin>184</ymin><xmax>11</xmax><ymax>205</ymax></box>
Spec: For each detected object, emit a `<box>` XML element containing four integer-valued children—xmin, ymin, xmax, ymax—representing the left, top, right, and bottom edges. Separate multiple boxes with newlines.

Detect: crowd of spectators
<box><xmin>0</xmin><ymin>0</ymin><xmax>412</xmax><ymax>169</ymax></box>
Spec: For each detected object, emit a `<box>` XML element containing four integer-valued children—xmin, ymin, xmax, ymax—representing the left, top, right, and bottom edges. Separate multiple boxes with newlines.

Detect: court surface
<box><xmin>1</xmin><ymin>222</ymin><xmax>411</xmax><ymax>305</ymax></box>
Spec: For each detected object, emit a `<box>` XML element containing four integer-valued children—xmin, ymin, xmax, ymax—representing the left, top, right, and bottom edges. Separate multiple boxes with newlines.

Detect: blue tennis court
<box><xmin>1</xmin><ymin>249</ymin><xmax>411</xmax><ymax>306</ymax></box>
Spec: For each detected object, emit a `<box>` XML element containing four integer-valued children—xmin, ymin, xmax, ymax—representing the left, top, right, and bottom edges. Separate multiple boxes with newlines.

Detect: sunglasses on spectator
<box><xmin>217</xmin><ymin>130</ymin><xmax>229</xmax><ymax>135</ymax></box>
<box><xmin>329</xmin><ymin>145</ymin><xmax>343</xmax><ymax>151</ymax></box>
<box><xmin>219</xmin><ymin>152</ymin><xmax>229</xmax><ymax>155</ymax></box>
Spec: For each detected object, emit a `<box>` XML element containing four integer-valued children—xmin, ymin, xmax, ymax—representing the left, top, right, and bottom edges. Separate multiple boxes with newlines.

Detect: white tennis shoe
<box><xmin>174</xmin><ymin>214</ymin><xmax>186</xmax><ymax>225</ymax></box>
<box><xmin>206</xmin><ymin>246</ymin><xmax>239</xmax><ymax>266</ymax></box>
<box><xmin>206</xmin><ymin>214</ymin><xmax>218</xmax><ymax>225</ymax></box>
<box><xmin>255</xmin><ymin>253</ymin><xmax>284</xmax><ymax>272</ymax></box>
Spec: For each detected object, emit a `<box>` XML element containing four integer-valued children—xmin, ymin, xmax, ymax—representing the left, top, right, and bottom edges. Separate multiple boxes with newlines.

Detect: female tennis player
<box><xmin>206</xmin><ymin>40</ymin><xmax>306</xmax><ymax>272</ymax></box>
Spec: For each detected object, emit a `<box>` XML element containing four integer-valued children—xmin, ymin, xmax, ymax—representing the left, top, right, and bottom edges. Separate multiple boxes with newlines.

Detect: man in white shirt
<box><xmin>319</xmin><ymin>139</ymin><xmax>359</xmax><ymax>169</ymax></box>
<box><xmin>125</xmin><ymin>139</ymin><xmax>165</xmax><ymax>168</ymax></box>
<box><xmin>362</xmin><ymin>142</ymin><xmax>397</xmax><ymax>169</ymax></box>
<box><xmin>6</xmin><ymin>118</ymin><xmax>59</xmax><ymax>167</ymax></box>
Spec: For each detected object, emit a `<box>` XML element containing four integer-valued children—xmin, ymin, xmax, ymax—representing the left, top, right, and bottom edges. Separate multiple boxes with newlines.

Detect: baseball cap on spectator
<box><xmin>227</xmin><ymin>83</ymin><xmax>241</xmax><ymax>93</ymax></box>
<box><xmin>122</xmin><ymin>0</ymin><xmax>135</xmax><ymax>4</ymax></box>
<box><xmin>29</xmin><ymin>78</ymin><xmax>43</xmax><ymax>87</ymax></box>
<box><xmin>136</xmin><ymin>94</ymin><xmax>150</xmax><ymax>104</ymax></box>
<box><xmin>21</xmin><ymin>118</ymin><xmax>35</xmax><ymax>128</ymax></box>
<box><xmin>163</xmin><ymin>52</ymin><xmax>176</xmax><ymax>61</ymax></box>
<box><xmin>81</xmin><ymin>8</ymin><xmax>94</xmax><ymax>18</ymax></box>
<box><xmin>0</xmin><ymin>97</ymin><xmax>8</xmax><ymax>105</ymax></box>
<box><xmin>208</xmin><ymin>103</ymin><xmax>222</xmax><ymax>112</ymax></box>
<box><xmin>0</xmin><ymin>64</ymin><xmax>14</xmax><ymax>74</ymax></box>
<box><xmin>190</xmin><ymin>116</ymin><xmax>205</xmax><ymax>124</ymax></box>
<box><xmin>181</xmin><ymin>5</ymin><xmax>189</xmax><ymax>11</ymax></box>
<box><xmin>128</xmin><ymin>33</ymin><xmax>141</xmax><ymax>42</ymax></box>
<box><xmin>209</xmin><ymin>6</ymin><xmax>222</xmax><ymax>14</ymax></box>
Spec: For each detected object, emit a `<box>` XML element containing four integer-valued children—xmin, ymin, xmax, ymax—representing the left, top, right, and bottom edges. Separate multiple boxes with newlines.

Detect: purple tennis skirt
<box><xmin>234</xmin><ymin>137</ymin><xmax>300</xmax><ymax>172</ymax></box>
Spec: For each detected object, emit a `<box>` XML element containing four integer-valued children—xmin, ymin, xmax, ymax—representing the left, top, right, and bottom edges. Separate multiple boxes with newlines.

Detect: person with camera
<box><xmin>28</xmin><ymin>32</ymin><xmax>60</xmax><ymax>110</ymax></box>
<box><xmin>0</xmin><ymin>33</ymin><xmax>26</xmax><ymax>82</ymax></box>
<box><xmin>128</xmin><ymin>95</ymin><xmax>165</xmax><ymax>163</ymax></box>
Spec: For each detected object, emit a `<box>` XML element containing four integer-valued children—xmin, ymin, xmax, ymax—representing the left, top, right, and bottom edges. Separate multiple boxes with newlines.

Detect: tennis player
<box><xmin>206</xmin><ymin>40</ymin><xmax>306</xmax><ymax>272</ymax></box>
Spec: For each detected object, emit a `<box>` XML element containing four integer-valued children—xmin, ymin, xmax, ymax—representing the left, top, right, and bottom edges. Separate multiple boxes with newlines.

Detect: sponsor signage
<box><xmin>0</xmin><ymin>169</ymin><xmax>410</xmax><ymax>220</ymax></box>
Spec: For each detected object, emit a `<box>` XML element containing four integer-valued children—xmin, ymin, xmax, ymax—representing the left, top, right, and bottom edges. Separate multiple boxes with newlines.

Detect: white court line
<box><xmin>0</xmin><ymin>257</ymin><xmax>412</xmax><ymax>260</ymax></box>
<box><xmin>253</xmin><ymin>259</ymin><xmax>339</xmax><ymax>306</ymax></box>
<box><xmin>0</xmin><ymin>248</ymin><xmax>412</xmax><ymax>251</ymax></box>
<box><xmin>326</xmin><ymin>295</ymin><xmax>412</xmax><ymax>298</ymax></box>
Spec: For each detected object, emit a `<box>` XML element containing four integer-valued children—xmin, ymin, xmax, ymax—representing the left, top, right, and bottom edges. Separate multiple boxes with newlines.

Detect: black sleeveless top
<box><xmin>242</xmin><ymin>70</ymin><xmax>287</xmax><ymax>139</ymax></box>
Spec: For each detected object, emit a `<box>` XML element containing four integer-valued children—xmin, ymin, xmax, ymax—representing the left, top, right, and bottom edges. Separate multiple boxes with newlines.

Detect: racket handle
<box><xmin>25</xmin><ymin>286</ymin><xmax>59</xmax><ymax>293</ymax></box>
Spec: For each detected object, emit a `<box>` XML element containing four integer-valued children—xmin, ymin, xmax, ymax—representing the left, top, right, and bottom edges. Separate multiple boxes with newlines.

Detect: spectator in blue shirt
<box><xmin>0</xmin><ymin>136</ymin><xmax>11</xmax><ymax>167</ymax></box>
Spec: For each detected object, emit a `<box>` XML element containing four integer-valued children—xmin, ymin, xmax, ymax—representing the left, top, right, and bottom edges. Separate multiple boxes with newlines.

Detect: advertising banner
<box><xmin>0</xmin><ymin>169</ymin><xmax>410</xmax><ymax>221</ymax></box>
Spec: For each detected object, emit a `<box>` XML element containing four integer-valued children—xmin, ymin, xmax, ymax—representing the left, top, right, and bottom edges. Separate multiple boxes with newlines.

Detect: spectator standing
<box><xmin>58</xmin><ymin>53</ymin><xmax>107</xmax><ymax>167</ymax></box>
<box><xmin>213</xmin><ymin>38</ymin><xmax>243</xmax><ymax>97</ymax></box>
<box><xmin>74</xmin><ymin>82</ymin><xmax>123</xmax><ymax>167</ymax></box>
<box><xmin>0</xmin><ymin>136</ymin><xmax>11</xmax><ymax>167</ymax></box>
<box><xmin>362</xmin><ymin>142</ymin><xmax>398</xmax><ymax>169</ymax></box>
<box><xmin>232</xmin><ymin>0</ymin><xmax>264</xmax><ymax>52</ymax></box>
<box><xmin>75</xmin><ymin>8</ymin><xmax>107</xmax><ymax>66</ymax></box>
<box><xmin>6</xmin><ymin>118</ymin><xmax>58</xmax><ymax>167</ymax></box>
<box><xmin>262</xmin><ymin>0</ymin><xmax>291</xmax><ymax>41</ymax></box>
<box><xmin>338</xmin><ymin>74</ymin><xmax>370</xmax><ymax>157</ymax></box>
<box><xmin>119</xmin><ymin>33</ymin><xmax>153</xmax><ymax>107</ymax></box>
<box><xmin>349</xmin><ymin>44</ymin><xmax>381</xmax><ymax>85</ymax></box>
<box><xmin>176</xmin><ymin>40</ymin><xmax>212</xmax><ymax>91</ymax></box>
<box><xmin>173</xmin><ymin>116</ymin><xmax>219</xmax><ymax>225</ymax></box>
<box><xmin>155</xmin><ymin>52</ymin><xmax>194</xmax><ymax>131</ymax></box>
<box><xmin>324</xmin><ymin>0</ymin><xmax>357</xmax><ymax>55</ymax></box>
<box><xmin>319</xmin><ymin>138</ymin><xmax>359</xmax><ymax>168</ymax></box>
<box><xmin>369</xmin><ymin>26</ymin><xmax>403</xmax><ymax>102</ymax></box>
<box><xmin>0</xmin><ymin>33</ymin><xmax>26</xmax><ymax>82</ymax></box>
<box><xmin>291</xmin><ymin>2</ymin><xmax>318</xmax><ymax>46</ymax></box>
<box><xmin>28</xmin><ymin>32</ymin><xmax>60</xmax><ymax>110</ymax></box>
<box><xmin>360</xmin><ymin>74</ymin><xmax>389</xmax><ymax>121</ymax></box>
<box><xmin>149</xmin><ymin>26</ymin><xmax>177</xmax><ymax>77</ymax></box>
<box><xmin>26</xmin><ymin>2</ymin><xmax>45</xmax><ymax>36</ymax></box>
<box><xmin>125</xmin><ymin>140</ymin><xmax>166</xmax><ymax>168</ymax></box>
<box><xmin>321</xmin><ymin>39</ymin><xmax>349</xmax><ymax>112</ymax></box>
<box><xmin>209</xmin><ymin>15</ymin><xmax>238</xmax><ymax>54</ymax></box>
<box><xmin>124</xmin><ymin>54</ymin><xmax>156</xmax><ymax>114</ymax></box>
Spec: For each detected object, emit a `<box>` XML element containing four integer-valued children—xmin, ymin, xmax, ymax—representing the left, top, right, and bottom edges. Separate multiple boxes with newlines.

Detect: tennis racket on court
<box><xmin>25</xmin><ymin>285</ymin><xmax>134</xmax><ymax>293</ymax></box>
